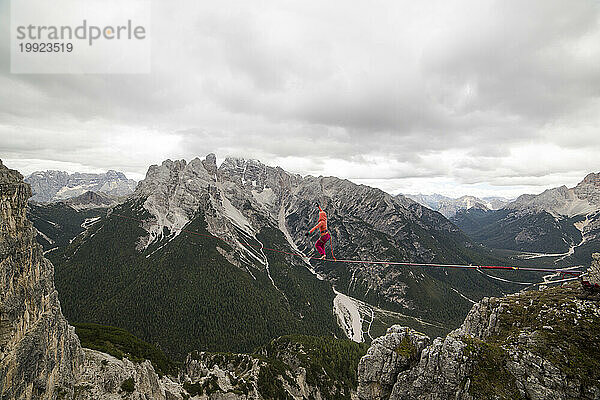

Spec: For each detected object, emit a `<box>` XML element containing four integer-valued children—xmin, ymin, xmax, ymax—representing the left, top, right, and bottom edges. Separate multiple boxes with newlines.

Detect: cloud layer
<box><xmin>1</xmin><ymin>0</ymin><xmax>599</xmax><ymax>197</ymax></box>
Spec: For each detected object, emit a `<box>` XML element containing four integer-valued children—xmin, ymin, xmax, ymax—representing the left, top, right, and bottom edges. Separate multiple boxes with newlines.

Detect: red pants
<box><xmin>315</xmin><ymin>232</ymin><xmax>331</xmax><ymax>256</ymax></box>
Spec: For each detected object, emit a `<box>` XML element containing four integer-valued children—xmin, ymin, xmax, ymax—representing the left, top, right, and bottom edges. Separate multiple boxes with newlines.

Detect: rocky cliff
<box><xmin>0</xmin><ymin>160</ymin><xmax>83</xmax><ymax>399</ymax></box>
<box><xmin>181</xmin><ymin>334</ymin><xmax>367</xmax><ymax>400</ymax></box>
<box><xmin>357</xmin><ymin>258</ymin><xmax>600</xmax><ymax>400</ymax></box>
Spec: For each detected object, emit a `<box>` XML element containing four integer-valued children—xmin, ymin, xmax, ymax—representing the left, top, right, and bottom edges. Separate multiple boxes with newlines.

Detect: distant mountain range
<box><xmin>46</xmin><ymin>154</ymin><xmax>516</xmax><ymax>359</ymax></box>
<box><xmin>25</xmin><ymin>169</ymin><xmax>137</xmax><ymax>202</ymax></box>
<box><xmin>404</xmin><ymin>193</ymin><xmax>511</xmax><ymax>218</ymax></box>
<box><xmin>506</xmin><ymin>173</ymin><xmax>600</xmax><ymax>217</ymax></box>
<box><xmin>451</xmin><ymin>173</ymin><xmax>600</xmax><ymax>264</ymax></box>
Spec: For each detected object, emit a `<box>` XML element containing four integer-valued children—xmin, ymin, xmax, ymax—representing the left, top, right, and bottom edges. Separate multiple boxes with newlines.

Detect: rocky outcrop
<box><xmin>357</xmin><ymin>326</ymin><xmax>430</xmax><ymax>400</ymax></box>
<box><xmin>589</xmin><ymin>253</ymin><xmax>600</xmax><ymax>286</ymax></box>
<box><xmin>358</xmin><ymin>281</ymin><xmax>600</xmax><ymax>400</ymax></box>
<box><xmin>0</xmin><ymin>160</ymin><xmax>83</xmax><ymax>399</ymax></box>
<box><xmin>575</xmin><ymin>173</ymin><xmax>600</xmax><ymax>206</ymax></box>
<box><xmin>182</xmin><ymin>334</ymin><xmax>367</xmax><ymax>400</ymax></box>
<box><xmin>63</xmin><ymin>191</ymin><xmax>118</xmax><ymax>210</ymax></box>
<box><xmin>74</xmin><ymin>349</ymin><xmax>185</xmax><ymax>400</ymax></box>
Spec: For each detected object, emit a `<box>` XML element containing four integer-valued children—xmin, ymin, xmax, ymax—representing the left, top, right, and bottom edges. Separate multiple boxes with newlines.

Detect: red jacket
<box><xmin>310</xmin><ymin>210</ymin><xmax>328</xmax><ymax>236</ymax></box>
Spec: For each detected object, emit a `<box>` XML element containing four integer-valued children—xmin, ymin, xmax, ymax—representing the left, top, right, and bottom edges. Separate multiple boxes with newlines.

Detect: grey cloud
<box><xmin>1</xmin><ymin>0</ymin><xmax>599</xmax><ymax>197</ymax></box>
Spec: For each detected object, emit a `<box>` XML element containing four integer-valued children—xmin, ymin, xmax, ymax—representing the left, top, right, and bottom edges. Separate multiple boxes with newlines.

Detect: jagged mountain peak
<box><xmin>581</xmin><ymin>172</ymin><xmax>600</xmax><ymax>184</ymax></box>
<box><xmin>133</xmin><ymin>154</ymin><xmax>462</xmax><ymax>241</ymax></box>
<box><xmin>202</xmin><ymin>153</ymin><xmax>217</xmax><ymax>174</ymax></box>
<box><xmin>575</xmin><ymin>172</ymin><xmax>600</xmax><ymax>206</ymax></box>
<box><xmin>147</xmin><ymin>158</ymin><xmax>188</xmax><ymax>172</ymax></box>
<box><xmin>104</xmin><ymin>169</ymin><xmax>127</xmax><ymax>179</ymax></box>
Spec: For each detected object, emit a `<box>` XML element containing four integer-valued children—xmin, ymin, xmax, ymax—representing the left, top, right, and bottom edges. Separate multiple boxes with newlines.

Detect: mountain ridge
<box><xmin>49</xmin><ymin>154</ymin><xmax>520</xmax><ymax>361</ymax></box>
<box><xmin>451</xmin><ymin>172</ymin><xmax>600</xmax><ymax>263</ymax></box>
<box><xmin>4</xmin><ymin>156</ymin><xmax>598</xmax><ymax>399</ymax></box>
<box><xmin>1</xmin><ymin>158</ymin><xmax>365</xmax><ymax>399</ymax></box>
<box><xmin>25</xmin><ymin>169</ymin><xmax>137</xmax><ymax>202</ymax></box>
<box><xmin>405</xmin><ymin>193</ymin><xmax>510</xmax><ymax>218</ymax></box>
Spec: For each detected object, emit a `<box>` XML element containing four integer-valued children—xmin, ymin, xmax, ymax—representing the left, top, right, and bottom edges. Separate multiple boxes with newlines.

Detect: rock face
<box><xmin>574</xmin><ymin>173</ymin><xmax>600</xmax><ymax>207</ymax></box>
<box><xmin>74</xmin><ymin>349</ymin><xmax>186</xmax><ymax>400</ymax></box>
<box><xmin>25</xmin><ymin>170</ymin><xmax>137</xmax><ymax>202</ymax></box>
<box><xmin>0</xmin><ymin>160</ymin><xmax>83</xmax><ymax>399</ymax></box>
<box><xmin>358</xmin><ymin>282</ymin><xmax>600</xmax><ymax>400</ymax></box>
<box><xmin>357</xmin><ymin>326</ymin><xmax>430</xmax><ymax>400</ymax></box>
<box><xmin>589</xmin><ymin>252</ymin><xmax>600</xmax><ymax>285</ymax></box>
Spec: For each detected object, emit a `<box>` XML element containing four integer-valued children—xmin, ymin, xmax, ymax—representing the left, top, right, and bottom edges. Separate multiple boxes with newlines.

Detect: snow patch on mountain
<box><xmin>219</xmin><ymin>185</ymin><xmax>254</xmax><ymax>235</ymax></box>
<box><xmin>81</xmin><ymin>217</ymin><xmax>101</xmax><ymax>229</ymax></box>
<box><xmin>36</xmin><ymin>228</ymin><xmax>55</xmax><ymax>244</ymax></box>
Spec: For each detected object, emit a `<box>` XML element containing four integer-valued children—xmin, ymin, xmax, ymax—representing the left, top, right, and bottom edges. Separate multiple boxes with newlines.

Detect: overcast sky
<box><xmin>1</xmin><ymin>0</ymin><xmax>599</xmax><ymax>198</ymax></box>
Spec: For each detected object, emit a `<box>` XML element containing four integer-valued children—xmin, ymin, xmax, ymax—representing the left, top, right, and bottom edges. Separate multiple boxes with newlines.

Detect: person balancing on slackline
<box><xmin>305</xmin><ymin>204</ymin><xmax>331</xmax><ymax>260</ymax></box>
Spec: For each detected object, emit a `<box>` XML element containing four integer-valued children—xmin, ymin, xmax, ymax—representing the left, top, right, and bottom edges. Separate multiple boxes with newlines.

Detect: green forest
<box><xmin>51</xmin><ymin>199</ymin><xmax>341</xmax><ymax>360</ymax></box>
